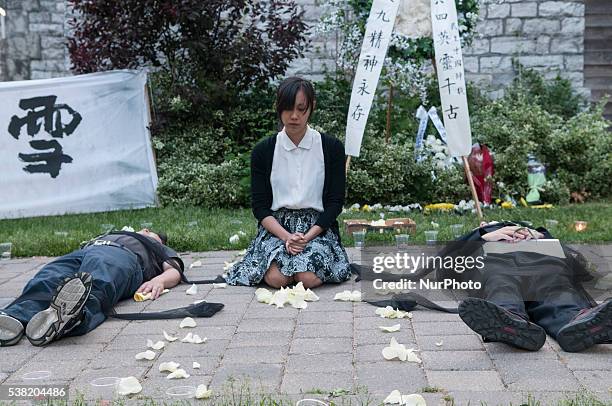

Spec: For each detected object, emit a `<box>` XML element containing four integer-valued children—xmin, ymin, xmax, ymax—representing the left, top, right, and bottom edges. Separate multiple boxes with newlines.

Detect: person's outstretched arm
<box><xmin>136</xmin><ymin>262</ymin><xmax>182</xmax><ymax>299</ymax></box>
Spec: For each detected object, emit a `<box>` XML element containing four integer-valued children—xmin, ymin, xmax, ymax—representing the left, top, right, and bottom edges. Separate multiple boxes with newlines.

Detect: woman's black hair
<box><xmin>154</xmin><ymin>231</ymin><xmax>168</xmax><ymax>245</ymax></box>
<box><xmin>276</xmin><ymin>76</ymin><xmax>316</xmax><ymax>123</ymax></box>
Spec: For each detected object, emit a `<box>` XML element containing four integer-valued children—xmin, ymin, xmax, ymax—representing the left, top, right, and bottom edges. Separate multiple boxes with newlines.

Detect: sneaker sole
<box><xmin>557</xmin><ymin>301</ymin><xmax>612</xmax><ymax>352</ymax></box>
<box><xmin>459</xmin><ymin>298</ymin><xmax>546</xmax><ymax>351</ymax></box>
<box><xmin>0</xmin><ymin>314</ymin><xmax>24</xmax><ymax>347</ymax></box>
<box><xmin>25</xmin><ymin>272</ymin><xmax>92</xmax><ymax>346</ymax></box>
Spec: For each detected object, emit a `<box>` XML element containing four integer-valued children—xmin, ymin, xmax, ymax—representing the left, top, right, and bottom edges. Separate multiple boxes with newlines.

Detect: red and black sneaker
<box><xmin>459</xmin><ymin>297</ymin><xmax>546</xmax><ymax>351</ymax></box>
<box><xmin>556</xmin><ymin>300</ymin><xmax>612</xmax><ymax>352</ymax></box>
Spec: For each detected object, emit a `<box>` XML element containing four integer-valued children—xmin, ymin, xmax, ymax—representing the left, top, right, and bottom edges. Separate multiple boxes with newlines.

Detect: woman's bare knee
<box><xmin>294</xmin><ymin>272</ymin><xmax>322</xmax><ymax>289</ymax></box>
<box><xmin>263</xmin><ymin>264</ymin><xmax>293</xmax><ymax>288</ymax></box>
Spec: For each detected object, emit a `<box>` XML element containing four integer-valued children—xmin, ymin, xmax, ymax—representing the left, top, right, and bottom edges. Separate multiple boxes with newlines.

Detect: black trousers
<box><xmin>477</xmin><ymin>252</ymin><xmax>592</xmax><ymax>338</ymax></box>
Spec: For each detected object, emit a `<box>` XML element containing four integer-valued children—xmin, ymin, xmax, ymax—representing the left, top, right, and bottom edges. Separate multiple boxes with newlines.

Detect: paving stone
<box><xmin>280</xmin><ymin>372</ymin><xmax>355</xmax><ymax>394</ymax></box>
<box><xmin>221</xmin><ymin>345</ymin><xmax>288</xmax><ymax>364</ymax></box>
<box><xmin>118</xmin><ymin>320</ymin><xmax>182</xmax><ymax>335</ymax></box>
<box><xmin>163</xmin><ymin>338</ymin><xmax>229</xmax><ymax>358</ymax></box>
<box><xmin>411</xmin><ymin>321</ymin><xmax>474</xmax><ymax>336</ymax></box>
<box><xmin>558</xmin><ymin>346</ymin><xmax>612</xmax><ymax>370</ymax></box>
<box><xmin>354</xmin><ymin>328</ymin><xmax>415</xmax><ymax>346</ymax></box>
<box><xmin>289</xmin><ymin>337</ymin><xmax>352</xmax><ymax>355</ymax></box>
<box><xmin>238</xmin><ymin>318</ymin><xmax>295</xmax><ymax>333</ymax></box>
<box><xmin>31</xmin><ymin>344</ymin><xmax>105</xmax><ymax>362</ymax></box>
<box><xmin>197</xmin><ymin>312</ymin><xmax>244</xmax><ymax>326</ymax></box>
<box><xmin>485</xmin><ymin>341</ymin><xmax>559</xmax><ymax>360</ymax></box>
<box><xmin>295</xmin><ymin>323</ymin><xmax>352</xmax><ymax>338</ymax></box>
<box><xmin>210</xmin><ymin>363</ymin><xmax>283</xmax><ymax>392</ymax></box>
<box><xmin>495</xmin><ymin>359</ymin><xmax>581</xmax><ymax>391</ymax></box>
<box><xmin>444</xmin><ymin>391</ymin><xmax>527</xmax><ymax>406</ymax></box>
<box><xmin>421</xmin><ymin>350</ymin><xmax>494</xmax><ymax>371</ymax></box>
<box><xmin>573</xmin><ymin>370</ymin><xmax>612</xmax><ymax>393</ymax></box>
<box><xmin>88</xmin><ymin>351</ymin><xmax>154</xmax><ymax>369</ymax></box>
<box><xmin>229</xmin><ymin>331</ymin><xmax>292</xmax><ymax>348</ymax></box>
<box><xmin>410</xmin><ymin>310</ymin><xmax>461</xmax><ymax>322</ymax></box>
<box><xmin>285</xmin><ymin>353</ymin><xmax>353</xmax><ymax>373</ymax></box>
<box><xmin>354</xmin><ymin>316</ymin><xmax>412</xmax><ymax>331</ymax></box>
<box><xmin>302</xmin><ymin>300</ymin><xmax>354</xmax><ymax>312</ymax></box>
<box><xmin>416</xmin><ymin>334</ymin><xmax>484</xmax><ymax>351</ymax></box>
<box><xmin>426</xmin><ymin>370</ymin><xmax>504</xmax><ymax>391</ymax></box>
<box><xmin>243</xmin><ymin>305</ymin><xmax>300</xmax><ymax>319</ymax></box>
<box><xmin>354</xmin><ymin>362</ymin><xmax>426</xmax><ymax>394</ymax></box>
<box><xmin>297</xmin><ymin>310</ymin><xmax>353</xmax><ymax>324</ymax></box>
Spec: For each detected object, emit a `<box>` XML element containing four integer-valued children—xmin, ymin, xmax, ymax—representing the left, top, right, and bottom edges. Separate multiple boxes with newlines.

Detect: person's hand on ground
<box><xmin>137</xmin><ymin>280</ymin><xmax>165</xmax><ymax>300</ymax></box>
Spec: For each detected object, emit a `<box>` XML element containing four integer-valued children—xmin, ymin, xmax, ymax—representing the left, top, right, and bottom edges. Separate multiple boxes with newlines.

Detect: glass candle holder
<box><xmin>424</xmin><ymin>230</ymin><xmax>439</xmax><ymax>245</ymax></box>
<box><xmin>395</xmin><ymin>234</ymin><xmax>409</xmax><ymax>249</ymax></box>
<box><xmin>352</xmin><ymin>230</ymin><xmax>366</xmax><ymax>249</ymax></box>
<box><xmin>450</xmin><ymin>224</ymin><xmax>464</xmax><ymax>239</ymax></box>
<box><xmin>574</xmin><ymin>221</ymin><xmax>587</xmax><ymax>232</ymax></box>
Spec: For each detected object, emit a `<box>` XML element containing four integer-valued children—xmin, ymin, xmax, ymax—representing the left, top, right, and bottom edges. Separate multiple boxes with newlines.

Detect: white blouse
<box><xmin>270</xmin><ymin>126</ymin><xmax>325</xmax><ymax>212</ymax></box>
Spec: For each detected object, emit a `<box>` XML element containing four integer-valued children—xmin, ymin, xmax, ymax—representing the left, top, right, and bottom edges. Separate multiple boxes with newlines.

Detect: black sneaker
<box><xmin>0</xmin><ymin>313</ymin><xmax>24</xmax><ymax>346</ymax></box>
<box><xmin>459</xmin><ymin>297</ymin><xmax>546</xmax><ymax>351</ymax></box>
<box><xmin>25</xmin><ymin>272</ymin><xmax>92</xmax><ymax>346</ymax></box>
<box><xmin>556</xmin><ymin>300</ymin><xmax>612</xmax><ymax>352</ymax></box>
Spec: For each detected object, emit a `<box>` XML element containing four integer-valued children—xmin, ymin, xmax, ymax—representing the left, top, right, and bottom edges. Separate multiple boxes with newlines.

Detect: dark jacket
<box><xmin>250</xmin><ymin>132</ymin><xmax>345</xmax><ymax>238</ymax></box>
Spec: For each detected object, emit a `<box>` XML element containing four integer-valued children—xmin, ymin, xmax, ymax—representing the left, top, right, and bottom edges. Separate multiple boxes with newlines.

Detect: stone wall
<box><xmin>462</xmin><ymin>0</ymin><xmax>588</xmax><ymax>97</ymax></box>
<box><xmin>2</xmin><ymin>0</ymin><xmax>69</xmax><ymax>81</ymax></box>
<box><xmin>0</xmin><ymin>0</ymin><xmax>589</xmax><ymax>100</ymax></box>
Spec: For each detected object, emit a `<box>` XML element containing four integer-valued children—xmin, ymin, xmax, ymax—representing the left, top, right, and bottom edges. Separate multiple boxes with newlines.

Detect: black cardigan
<box><xmin>250</xmin><ymin>132</ymin><xmax>345</xmax><ymax>237</ymax></box>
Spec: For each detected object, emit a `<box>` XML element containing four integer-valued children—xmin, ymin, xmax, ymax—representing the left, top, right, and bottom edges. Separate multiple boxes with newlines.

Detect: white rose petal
<box><xmin>334</xmin><ymin>290</ymin><xmax>362</xmax><ymax>302</ymax></box>
<box><xmin>195</xmin><ymin>384</ymin><xmax>213</xmax><ymax>399</ymax></box>
<box><xmin>229</xmin><ymin>234</ymin><xmax>240</xmax><ymax>244</ymax></box>
<box><xmin>256</xmin><ymin>288</ymin><xmax>273</xmax><ymax>304</ymax></box>
<box><xmin>159</xmin><ymin>361</ymin><xmax>181</xmax><ymax>373</ymax></box>
<box><xmin>185</xmin><ymin>284</ymin><xmax>198</xmax><ymax>295</ymax></box>
<box><xmin>238</xmin><ymin>231</ymin><xmax>246</xmax><ymax>236</ymax></box>
<box><xmin>435</xmin><ymin>340</ymin><xmax>444</xmax><ymax>347</ymax></box>
<box><xmin>180</xmin><ymin>317</ymin><xmax>197</xmax><ymax>328</ymax></box>
<box><xmin>121</xmin><ymin>226</ymin><xmax>135</xmax><ymax>232</ymax></box>
<box><xmin>116</xmin><ymin>376</ymin><xmax>142</xmax><ymax>395</ymax></box>
<box><xmin>193</xmin><ymin>361</ymin><xmax>201</xmax><ymax>369</ymax></box>
<box><xmin>167</xmin><ymin>369</ymin><xmax>190</xmax><ymax>379</ymax></box>
<box><xmin>135</xmin><ymin>350</ymin><xmax>156</xmax><ymax>360</ymax></box>
<box><xmin>403</xmin><ymin>394</ymin><xmax>427</xmax><ymax>406</ymax></box>
<box><xmin>304</xmin><ymin>288</ymin><xmax>319</xmax><ymax>302</ymax></box>
<box><xmin>270</xmin><ymin>288</ymin><xmax>289</xmax><ymax>308</ymax></box>
<box><xmin>383</xmin><ymin>389</ymin><xmax>402</xmax><ymax>404</ymax></box>
<box><xmin>382</xmin><ymin>337</ymin><xmax>422</xmax><ymax>363</ymax></box>
<box><xmin>223</xmin><ymin>261</ymin><xmax>236</xmax><ymax>271</ymax></box>
<box><xmin>376</xmin><ymin>306</ymin><xmax>408</xmax><ymax>319</ymax></box>
<box><xmin>181</xmin><ymin>332</ymin><xmax>207</xmax><ymax>344</ymax></box>
<box><xmin>163</xmin><ymin>330</ymin><xmax>178</xmax><ymax>342</ymax></box>
<box><xmin>193</xmin><ymin>299</ymin><xmax>206</xmax><ymax>304</ymax></box>
<box><xmin>213</xmin><ymin>283</ymin><xmax>227</xmax><ymax>289</ymax></box>
<box><xmin>379</xmin><ymin>324</ymin><xmax>401</xmax><ymax>333</ymax></box>
<box><xmin>146</xmin><ymin>339</ymin><xmax>165</xmax><ymax>350</ymax></box>
<box><xmin>189</xmin><ymin>260</ymin><xmax>202</xmax><ymax>269</ymax></box>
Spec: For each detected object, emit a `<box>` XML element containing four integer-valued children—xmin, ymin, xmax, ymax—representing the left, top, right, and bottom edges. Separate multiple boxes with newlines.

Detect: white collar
<box><xmin>280</xmin><ymin>125</ymin><xmax>314</xmax><ymax>151</ymax></box>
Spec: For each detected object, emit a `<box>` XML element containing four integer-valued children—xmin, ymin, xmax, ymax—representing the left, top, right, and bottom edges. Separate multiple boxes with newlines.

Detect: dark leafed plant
<box><xmin>68</xmin><ymin>0</ymin><xmax>308</xmax><ymax>107</ymax></box>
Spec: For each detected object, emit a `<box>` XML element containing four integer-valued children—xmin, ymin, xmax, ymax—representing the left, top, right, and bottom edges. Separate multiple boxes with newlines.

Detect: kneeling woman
<box><xmin>224</xmin><ymin>77</ymin><xmax>352</xmax><ymax>289</ymax></box>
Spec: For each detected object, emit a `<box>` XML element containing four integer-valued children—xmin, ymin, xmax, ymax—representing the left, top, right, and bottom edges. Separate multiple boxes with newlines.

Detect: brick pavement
<box><xmin>0</xmin><ymin>246</ymin><xmax>610</xmax><ymax>405</ymax></box>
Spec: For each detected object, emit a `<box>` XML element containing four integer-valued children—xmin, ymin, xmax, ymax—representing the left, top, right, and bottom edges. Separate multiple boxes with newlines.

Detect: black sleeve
<box><xmin>251</xmin><ymin>140</ymin><xmax>274</xmax><ymax>223</ymax></box>
<box><xmin>315</xmin><ymin>138</ymin><xmax>346</xmax><ymax>230</ymax></box>
<box><xmin>162</xmin><ymin>246</ymin><xmax>184</xmax><ymax>273</ymax></box>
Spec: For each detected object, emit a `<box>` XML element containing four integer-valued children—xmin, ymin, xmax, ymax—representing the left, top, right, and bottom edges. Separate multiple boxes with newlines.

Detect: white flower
<box><xmin>229</xmin><ymin>234</ymin><xmax>240</xmax><ymax>244</ymax></box>
<box><xmin>116</xmin><ymin>377</ymin><xmax>142</xmax><ymax>395</ymax></box>
<box><xmin>382</xmin><ymin>337</ymin><xmax>422</xmax><ymax>363</ymax></box>
<box><xmin>121</xmin><ymin>226</ymin><xmax>135</xmax><ymax>232</ymax></box>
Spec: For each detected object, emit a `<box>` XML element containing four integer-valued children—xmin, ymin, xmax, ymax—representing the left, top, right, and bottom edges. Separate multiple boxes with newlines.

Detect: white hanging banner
<box><xmin>430</xmin><ymin>0</ymin><xmax>472</xmax><ymax>157</ymax></box>
<box><xmin>345</xmin><ymin>0</ymin><xmax>400</xmax><ymax>157</ymax></box>
<box><xmin>0</xmin><ymin>70</ymin><xmax>158</xmax><ymax>219</ymax></box>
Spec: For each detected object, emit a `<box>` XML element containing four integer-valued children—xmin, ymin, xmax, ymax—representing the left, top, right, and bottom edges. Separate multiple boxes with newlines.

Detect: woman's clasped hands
<box><xmin>285</xmin><ymin>232</ymin><xmax>308</xmax><ymax>255</ymax></box>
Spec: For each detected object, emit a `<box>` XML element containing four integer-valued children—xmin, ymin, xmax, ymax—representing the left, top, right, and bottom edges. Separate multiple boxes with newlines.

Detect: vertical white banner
<box><xmin>345</xmin><ymin>0</ymin><xmax>400</xmax><ymax>157</ymax></box>
<box><xmin>431</xmin><ymin>0</ymin><xmax>472</xmax><ymax>157</ymax></box>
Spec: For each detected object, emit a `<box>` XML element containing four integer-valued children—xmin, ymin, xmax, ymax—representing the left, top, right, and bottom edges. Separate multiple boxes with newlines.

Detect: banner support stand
<box><xmin>462</xmin><ymin>156</ymin><xmax>483</xmax><ymax>221</ymax></box>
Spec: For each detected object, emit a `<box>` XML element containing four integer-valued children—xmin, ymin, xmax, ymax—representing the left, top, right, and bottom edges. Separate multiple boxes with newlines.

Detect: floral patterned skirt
<box><xmin>224</xmin><ymin>208</ymin><xmax>352</xmax><ymax>286</ymax></box>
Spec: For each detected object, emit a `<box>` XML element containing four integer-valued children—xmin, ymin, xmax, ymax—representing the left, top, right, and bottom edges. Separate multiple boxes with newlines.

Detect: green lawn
<box><xmin>0</xmin><ymin>202</ymin><xmax>610</xmax><ymax>257</ymax></box>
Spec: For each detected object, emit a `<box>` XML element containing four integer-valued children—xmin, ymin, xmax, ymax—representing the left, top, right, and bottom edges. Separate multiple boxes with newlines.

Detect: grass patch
<box><xmin>0</xmin><ymin>202</ymin><xmax>610</xmax><ymax>257</ymax></box>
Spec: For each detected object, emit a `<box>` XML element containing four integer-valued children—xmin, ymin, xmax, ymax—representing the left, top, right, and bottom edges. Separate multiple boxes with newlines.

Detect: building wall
<box><xmin>0</xmin><ymin>0</ymin><xmax>589</xmax><ymax>100</ymax></box>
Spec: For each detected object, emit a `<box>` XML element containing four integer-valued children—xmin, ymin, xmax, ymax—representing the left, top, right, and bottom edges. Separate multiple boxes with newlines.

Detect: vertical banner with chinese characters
<box><xmin>431</xmin><ymin>0</ymin><xmax>472</xmax><ymax>157</ymax></box>
<box><xmin>345</xmin><ymin>0</ymin><xmax>400</xmax><ymax>157</ymax></box>
<box><xmin>0</xmin><ymin>70</ymin><xmax>158</xmax><ymax>219</ymax></box>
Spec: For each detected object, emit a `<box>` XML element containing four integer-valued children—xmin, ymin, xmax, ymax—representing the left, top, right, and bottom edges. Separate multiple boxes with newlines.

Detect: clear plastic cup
<box><xmin>54</xmin><ymin>231</ymin><xmax>68</xmax><ymax>237</ymax></box>
<box><xmin>140</xmin><ymin>222</ymin><xmax>153</xmax><ymax>229</ymax></box>
<box><xmin>166</xmin><ymin>385</ymin><xmax>196</xmax><ymax>397</ymax></box>
<box><xmin>352</xmin><ymin>230</ymin><xmax>366</xmax><ymax>249</ymax></box>
<box><xmin>545</xmin><ymin>219</ymin><xmax>558</xmax><ymax>230</ymax></box>
<box><xmin>450</xmin><ymin>224</ymin><xmax>464</xmax><ymax>239</ymax></box>
<box><xmin>425</xmin><ymin>230</ymin><xmax>439</xmax><ymax>245</ymax></box>
<box><xmin>22</xmin><ymin>370</ymin><xmax>51</xmax><ymax>380</ymax></box>
<box><xmin>395</xmin><ymin>234</ymin><xmax>409</xmax><ymax>249</ymax></box>
<box><xmin>0</xmin><ymin>242</ymin><xmax>12</xmax><ymax>260</ymax></box>
<box><xmin>90</xmin><ymin>377</ymin><xmax>120</xmax><ymax>403</ymax></box>
<box><xmin>187</xmin><ymin>221</ymin><xmax>198</xmax><ymax>228</ymax></box>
